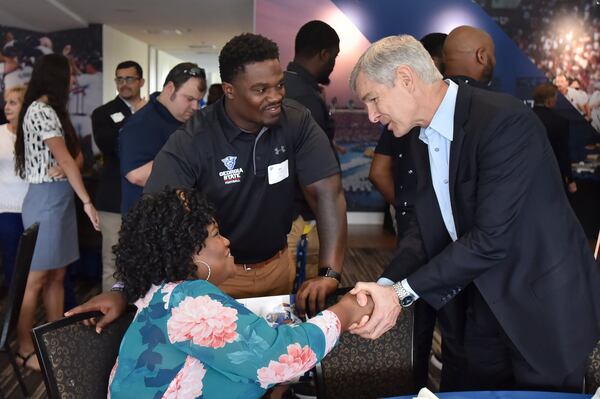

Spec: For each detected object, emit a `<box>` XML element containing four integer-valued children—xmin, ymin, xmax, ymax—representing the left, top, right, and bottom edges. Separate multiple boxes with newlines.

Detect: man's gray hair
<box><xmin>350</xmin><ymin>34</ymin><xmax>442</xmax><ymax>91</ymax></box>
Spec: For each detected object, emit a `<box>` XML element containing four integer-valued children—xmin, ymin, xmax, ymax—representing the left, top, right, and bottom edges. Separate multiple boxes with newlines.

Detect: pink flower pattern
<box><xmin>161</xmin><ymin>282</ymin><xmax>179</xmax><ymax>309</ymax></box>
<box><xmin>134</xmin><ymin>285</ymin><xmax>160</xmax><ymax>313</ymax></box>
<box><xmin>107</xmin><ymin>359</ymin><xmax>118</xmax><ymax>399</ymax></box>
<box><xmin>256</xmin><ymin>344</ymin><xmax>317</xmax><ymax>388</ymax></box>
<box><xmin>161</xmin><ymin>356</ymin><xmax>206</xmax><ymax>399</ymax></box>
<box><xmin>306</xmin><ymin>310</ymin><xmax>341</xmax><ymax>353</ymax></box>
<box><xmin>167</xmin><ymin>295</ymin><xmax>238</xmax><ymax>348</ymax></box>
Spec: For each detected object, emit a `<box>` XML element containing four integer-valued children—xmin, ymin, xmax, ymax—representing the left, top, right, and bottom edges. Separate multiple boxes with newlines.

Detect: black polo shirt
<box><xmin>145</xmin><ymin>98</ymin><xmax>339</xmax><ymax>264</ymax></box>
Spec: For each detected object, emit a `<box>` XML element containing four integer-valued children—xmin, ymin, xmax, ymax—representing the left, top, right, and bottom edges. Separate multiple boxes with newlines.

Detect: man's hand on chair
<box><xmin>348</xmin><ymin>282</ymin><xmax>401</xmax><ymax>339</ymax></box>
<box><xmin>65</xmin><ymin>291</ymin><xmax>127</xmax><ymax>334</ymax></box>
<box><xmin>295</xmin><ymin>277</ymin><xmax>338</xmax><ymax>318</ymax></box>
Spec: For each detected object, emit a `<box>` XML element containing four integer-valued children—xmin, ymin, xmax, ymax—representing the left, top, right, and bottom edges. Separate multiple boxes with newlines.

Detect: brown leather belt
<box><xmin>237</xmin><ymin>246</ymin><xmax>287</xmax><ymax>271</ymax></box>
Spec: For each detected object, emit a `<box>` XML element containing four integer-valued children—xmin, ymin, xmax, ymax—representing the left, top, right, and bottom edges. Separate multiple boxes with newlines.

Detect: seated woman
<box><xmin>108</xmin><ymin>188</ymin><xmax>373</xmax><ymax>399</ymax></box>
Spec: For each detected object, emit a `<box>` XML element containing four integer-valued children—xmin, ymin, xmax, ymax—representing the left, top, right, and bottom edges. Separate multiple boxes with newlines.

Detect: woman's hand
<box><xmin>328</xmin><ymin>292</ymin><xmax>374</xmax><ymax>332</ymax></box>
<box><xmin>83</xmin><ymin>202</ymin><xmax>100</xmax><ymax>231</ymax></box>
<box><xmin>48</xmin><ymin>165</ymin><xmax>65</xmax><ymax>178</ymax></box>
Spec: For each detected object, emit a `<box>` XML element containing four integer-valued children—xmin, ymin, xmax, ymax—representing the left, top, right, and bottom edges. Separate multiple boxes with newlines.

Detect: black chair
<box><xmin>0</xmin><ymin>223</ymin><xmax>39</xmax><ymax>398</ymax></box>
<box><xmin>586</xmin><ymin>339</ymin><xmax>600</xmax><ymax>394</ymax></box>
<box><xmin>314</xmin><ymin>288</ymin><xmax>415</xmax><ymax>399</ymax></box>
<box><xmin>32</xmin><ymin>309</ymin><xmax>134</xmax><ymax>399</ymax></box>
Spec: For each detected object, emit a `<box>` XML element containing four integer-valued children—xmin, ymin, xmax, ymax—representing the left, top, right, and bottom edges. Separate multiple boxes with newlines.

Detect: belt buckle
<box><xmin>243</xmin><ymin>264</ymin><xmax>252</xmax><ymax>271</ymax></box>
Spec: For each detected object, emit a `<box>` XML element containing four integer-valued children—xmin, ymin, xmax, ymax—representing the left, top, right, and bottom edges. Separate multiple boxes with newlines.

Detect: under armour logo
<box><xmin>274</xmin><ymin>146</ymin><xmax>286</xmax><ymax>155</ymax></box>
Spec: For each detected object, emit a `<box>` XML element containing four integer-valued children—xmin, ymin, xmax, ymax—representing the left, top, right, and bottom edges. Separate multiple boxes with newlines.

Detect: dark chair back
<box><xmin>0</xmin><ymin>223</ymin><xmax>39</xmax><ymax>349</ymax></box>
<box><xmin>0</xmin><ymin>223</ymin><xmax>39</xmax><ymax>398</ymax></box>
<box><xmin>586</xmin><ymin>339</ymin><xmax>600</xmax><ymax>394</ymax></box>
<box><xmin>315</xmin><ymin>289</ymin><xmax>414</xmax><ymax>399</ymax></box>
<box><xmin>32</xmin><ymin>309</ymin><xmax>134</xmax><ymax>399</ymax></box>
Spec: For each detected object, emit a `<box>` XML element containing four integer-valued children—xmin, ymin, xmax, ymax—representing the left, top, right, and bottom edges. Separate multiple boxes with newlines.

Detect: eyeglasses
<box><xmin>181</xmin><ymin>67</ymin><xmax>206</xmax><ymax>79</ymax></box>
<box><xmin>115</xmin><ymin>76</ymin><xmax>140</xmax><ymax>84</ymax></box>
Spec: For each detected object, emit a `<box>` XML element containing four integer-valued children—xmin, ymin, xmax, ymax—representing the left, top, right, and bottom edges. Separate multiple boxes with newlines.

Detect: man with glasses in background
<box><xmin>92</xmin><ymin>60</ymin><xmax>145</xmax><ymax>292</ymax></box>
<box><xmin>119</xmin><ymin>62</ymin><xmax>206</xmax><ymax>215</ymax></box>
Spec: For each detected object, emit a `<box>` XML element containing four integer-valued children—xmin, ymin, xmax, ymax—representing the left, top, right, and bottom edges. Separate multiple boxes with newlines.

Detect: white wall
<box><xmin>102</xmin><ymin>25</ymin><xmax>150</xmax><ymax>103</ymax></box>
<box><xmin>160</xmin><ymin>50</ymin><xmax>221</xmax><ymax>95</ymax></box>
<box><xmin>153</xmin><ymin>49</ymin><xmax>185</xmax><ymax>92</ymax></box>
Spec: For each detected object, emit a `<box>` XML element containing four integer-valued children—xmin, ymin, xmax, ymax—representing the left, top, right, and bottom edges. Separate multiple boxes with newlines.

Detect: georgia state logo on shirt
<box><xmin>219</xmin><ymin>156</ymin><xmax>244</xmax><ymax>185</ymax></box>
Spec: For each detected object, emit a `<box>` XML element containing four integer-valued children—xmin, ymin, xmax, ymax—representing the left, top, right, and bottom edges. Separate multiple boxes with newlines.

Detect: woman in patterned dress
<box><xmin>108</xmin><ymin>188</ymin><xmax>373</xmax><ymax>399</ymax></box>
<box><xmin>13</xmin><ymin>53</ymin><xmax>100</xmax><ymax>371</ymax></box>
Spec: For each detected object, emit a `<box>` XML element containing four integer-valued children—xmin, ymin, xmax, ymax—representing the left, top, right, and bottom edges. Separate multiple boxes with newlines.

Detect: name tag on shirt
<box><xmin>110</xmin><ymin>112</ymin><xmax>125</xmax><ymax>123</ymax></box>
<box><xmin>268</xmin><ymin>159</ymin><xmax>289</xmax><ymax>185</ymax></box>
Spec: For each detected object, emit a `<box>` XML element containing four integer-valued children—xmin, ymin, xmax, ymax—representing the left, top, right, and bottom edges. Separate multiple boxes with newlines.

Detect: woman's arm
<box><xmin>45</xmin><ymin>136</ymin><xmax>99</xmax><ymax>230</ymax></box>
<box><xmin>164</xmin><ymin>283</ymin><xmax>372</xmax><ymax>390</ymax></box>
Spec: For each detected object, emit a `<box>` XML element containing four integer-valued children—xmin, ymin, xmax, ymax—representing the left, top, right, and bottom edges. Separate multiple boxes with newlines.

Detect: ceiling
<box><xmin>0</xmin><ymin>0</ymin><xmax>255</xmax><ymax>58</ymax></box>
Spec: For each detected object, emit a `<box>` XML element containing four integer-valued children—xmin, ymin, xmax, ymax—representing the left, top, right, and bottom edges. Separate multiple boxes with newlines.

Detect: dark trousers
<box><xmin>412</xmin><ymin>299</ymin><xmax>436</xmax><ymax>388</ymax></box>
<box><xmin>443</xmin><ymin>284</ymin><xmax>586</xmax><ymax>393</ymax></box>
<box><xmin>412</xmin><ymin>294</ymin><xmax>467</xmax><ymax>391</ymax></box>
<box><xmin>0</xmin><ymin>212</ymin><xmax>24</xmax><ymax>287</ymax></box>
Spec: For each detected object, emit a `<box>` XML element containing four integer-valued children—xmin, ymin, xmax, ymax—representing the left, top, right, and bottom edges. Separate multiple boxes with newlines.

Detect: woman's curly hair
<box><xmin>113</xmin><ymin>188</ymin><xmax>215</xmax><ymax>301</ymax></box>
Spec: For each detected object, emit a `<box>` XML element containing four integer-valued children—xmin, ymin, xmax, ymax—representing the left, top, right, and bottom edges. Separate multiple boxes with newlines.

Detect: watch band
<box><xmin>392</xmin><ymin>281</ymin><xmax>415</xmax><ymax>308</ymax></box>
<box><xmin>318</xmin><ymin>266</ymin><xmax>341</xmax><ymax>283</ymax></box>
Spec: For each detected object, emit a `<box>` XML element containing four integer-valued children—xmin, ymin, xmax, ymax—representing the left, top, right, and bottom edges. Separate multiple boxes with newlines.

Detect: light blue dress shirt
<box><xmin>378</xmin><ymin>80</ymin><xmax>459</xmax><ymax>299</ymax></box>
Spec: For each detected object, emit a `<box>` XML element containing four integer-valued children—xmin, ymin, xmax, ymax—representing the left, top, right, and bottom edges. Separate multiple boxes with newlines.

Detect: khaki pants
<box><xmin>287</xmin><ymin>216</ymin><xmax>320</xmax><ymax>280</ymax></box>
<box><xmin>98</xmin><ymin>211</ymin><xmax>121</xmax><ymax>292</ymax></box>
<box><xmin>218</xmin><ymin>247</ymin><xmax>295</xmax><ymax>299</ymax></box>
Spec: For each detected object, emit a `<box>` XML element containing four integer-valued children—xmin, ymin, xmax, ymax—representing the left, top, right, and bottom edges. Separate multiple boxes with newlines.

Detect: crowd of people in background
<box><xmin>476</xmin><ymin>0</ymin><xmax>600</xmax><ymax>131</ymax></box>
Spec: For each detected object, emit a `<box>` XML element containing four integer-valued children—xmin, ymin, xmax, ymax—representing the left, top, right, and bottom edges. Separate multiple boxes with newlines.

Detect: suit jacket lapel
<box><xmin>115</xmin><ymin>96</ymin><xmax>133</xmax><ymax>117</ymax></box>
<box><xmin>448</xmin><ymin>83</ymin><xmax>471</xmax><ymax>215</ymax></box>
<box><xmin>408</xmin><ymin>127</ymin><xmax>429</xmax><ymax>193</ymax></box>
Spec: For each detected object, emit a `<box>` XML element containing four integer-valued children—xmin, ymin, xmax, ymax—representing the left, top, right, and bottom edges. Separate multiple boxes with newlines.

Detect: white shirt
<box><xmin>0</xmin><ymin>124</ymin><xmax>29</xmax><ymax>212</ymax></box>
<box><xmin>22</xmin><ymin>101</ymin><xmax>66</xmax><ymax>184</ymax></box>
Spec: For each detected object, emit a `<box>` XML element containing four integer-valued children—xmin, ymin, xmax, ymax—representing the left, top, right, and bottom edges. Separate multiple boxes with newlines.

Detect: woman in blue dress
<box><xmin>108</xmin><ymin>188</ymin><xmax>373</xmax><ymax>399</ymax></box>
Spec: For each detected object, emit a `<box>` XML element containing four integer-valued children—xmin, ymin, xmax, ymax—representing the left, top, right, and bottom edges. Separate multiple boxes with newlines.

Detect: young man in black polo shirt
<box><xmin>284</xmin><ymin>20</ymin><xmax>341</xmax><ymax>284</ymax></box>
<box><xmin>146</xmin><ymin>33</ymin><xmax>346</xmax><ymax>311</ymax></box>
<box><xmin>66</xmin><ymin>33</ymin><xmax>347</xmax><ymax>328</ymax></box>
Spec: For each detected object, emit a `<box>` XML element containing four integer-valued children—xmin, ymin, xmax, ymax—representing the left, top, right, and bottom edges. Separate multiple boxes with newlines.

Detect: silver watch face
<box><xmin>400</xmin><ymin>295</ymin><xmax>414</xmax><ymax>308</ymax></box>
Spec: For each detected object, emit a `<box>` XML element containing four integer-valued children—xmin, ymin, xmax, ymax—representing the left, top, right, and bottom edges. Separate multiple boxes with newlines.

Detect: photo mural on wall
<box><xmin>0</xmin><ymin>23</ymin><xmax>103</xmax><ymax>168</ymax></box>
<box><xmin>256</xmin><ymin>0</ymin><xmax>600</xmax><ymax>212</ymax></box>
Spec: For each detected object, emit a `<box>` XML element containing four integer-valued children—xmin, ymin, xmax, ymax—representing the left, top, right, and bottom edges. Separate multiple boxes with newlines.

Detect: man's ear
<box><xmin>475</xmin><ymin>47</ymin><xmax>487</xmax><ymax>66</ymax></box>
<box><xmin>222</xmin><ymin>82</ymin><xmax>235</xmax><ymax>100</ymax></box>
<box><xmin>139</xmin><ymin>78</ymin><xmax>146</xmax><ymax>88</ymax></box>
<box><xmin>319</xmin><ymin>48</ymin><xmax>330</xmax><ymax>62</ymax></box>
<box><xmin>394</xmin><ymin>65</ymin><xmax>413</xmax><ymax>90</ymax></box>
<box><xmin>163</xmin><ymin>81</ymin><xmax>175</xmax><ymax>97</ymax></box>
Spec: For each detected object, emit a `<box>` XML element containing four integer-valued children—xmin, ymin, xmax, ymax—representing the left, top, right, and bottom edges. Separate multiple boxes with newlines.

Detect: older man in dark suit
<box><xmin>349</xmin><ymin>34</ymin><xmax>600</xmax><ymax>392</ymax></box>
<box><xmin>91</xmin><ymin>60</ymin><xmax>146</xmax><ymax>292</ymax></box>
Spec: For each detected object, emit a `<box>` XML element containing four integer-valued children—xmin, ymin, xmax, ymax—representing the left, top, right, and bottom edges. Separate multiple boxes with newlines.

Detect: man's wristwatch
<box><xmin>318</xmin><ymin>266</ymin><xmax>341</xmax><ymax>283</ymax></box>
<box><xmin>392</xmin><ymin>281</ymin><xmax>415</xmax><ymax>308</ymax></box>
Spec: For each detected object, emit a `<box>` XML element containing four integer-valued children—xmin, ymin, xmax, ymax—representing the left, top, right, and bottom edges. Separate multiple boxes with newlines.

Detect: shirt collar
<box><xmin>285</xmin><ymin>61</ymin><xmax>319</xmax><ymax>90</ymax></box>
<box><xmin>216</xmin><ymin>97</ymin><xmax>270</xmax><ymax>143</ymax></box>
<box><xmin>421</xmin><ymin>79</ymin><xmax>458</xmax><ymax>142</ymax></box>
<box><xmin>149</xmin><ymin>91</ymin><xmax>180</xmax><ymax>125</ymax></box>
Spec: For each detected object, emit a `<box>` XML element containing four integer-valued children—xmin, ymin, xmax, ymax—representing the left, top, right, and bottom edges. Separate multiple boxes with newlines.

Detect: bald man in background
<box><xmin>443</xmin><ymin>25</ymin><xmax>496</xmax><ymax>87</ymax></box>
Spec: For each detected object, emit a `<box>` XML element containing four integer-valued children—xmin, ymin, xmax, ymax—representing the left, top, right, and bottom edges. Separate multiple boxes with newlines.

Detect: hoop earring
<box><xmin>197</xmin><ymin>259</ymin><xmax>212</xmax><ymax>281</ymax></box>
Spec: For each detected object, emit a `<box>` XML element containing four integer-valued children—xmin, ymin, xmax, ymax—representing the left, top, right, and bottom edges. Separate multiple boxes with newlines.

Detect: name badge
<box><xmin>268</xmin><ymin>159</ymin><xmax>289</xmax><ymax>185</ymax></box>
<box><xmin>110</xmin><ymin>112</ymin><xmax>125</xmax><ymax>123</ymax></box>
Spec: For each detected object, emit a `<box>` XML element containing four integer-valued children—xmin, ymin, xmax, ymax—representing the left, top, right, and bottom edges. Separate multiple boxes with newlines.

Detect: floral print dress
<box><xmin>108</xmin><ymin>280</ymin><xmax>341</xmax><ymax>399</ymax></box>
